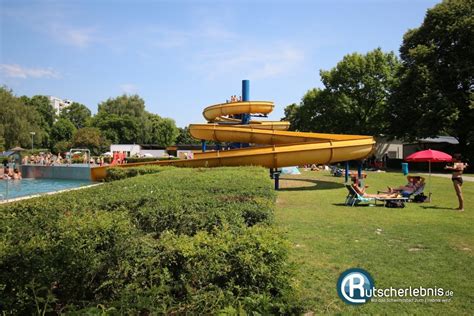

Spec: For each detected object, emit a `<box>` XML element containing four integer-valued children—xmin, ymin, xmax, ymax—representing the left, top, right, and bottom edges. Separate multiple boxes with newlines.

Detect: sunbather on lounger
<box><xmin>386</xmin><ymin>177</ymin><xmax>425</xmax><ymax>195</ymax></box>
<box><xmin>352</xmin><ymin>184</ymin><xmax>400</xmax><ymax>198</ymax></box>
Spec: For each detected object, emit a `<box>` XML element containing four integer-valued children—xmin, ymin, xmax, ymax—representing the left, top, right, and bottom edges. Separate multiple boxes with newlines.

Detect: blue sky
<box><xmin>1</xmin><ymin>0</ymin><xmax>439</xmax><ymax>127</ymax></box>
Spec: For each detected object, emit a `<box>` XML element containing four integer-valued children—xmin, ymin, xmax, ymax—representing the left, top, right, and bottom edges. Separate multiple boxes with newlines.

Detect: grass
<box><xmin>275</xmin><ymin>170</ymin><xmax>473</xmax><ymax>315</ymax></box>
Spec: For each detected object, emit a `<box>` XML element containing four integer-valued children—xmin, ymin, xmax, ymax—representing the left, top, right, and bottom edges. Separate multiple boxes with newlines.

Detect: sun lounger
<box><xmin>345</xmin><ymin>184</ymin><xmax>408</xmax><ymax>207</ymax></box>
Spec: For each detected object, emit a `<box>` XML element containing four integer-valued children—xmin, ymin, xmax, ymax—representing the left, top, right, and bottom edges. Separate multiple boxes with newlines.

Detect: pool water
<box><xmin>0</xmin><ymin>178</ymin><xmax>93</xmax><ymax>200</ymax></box>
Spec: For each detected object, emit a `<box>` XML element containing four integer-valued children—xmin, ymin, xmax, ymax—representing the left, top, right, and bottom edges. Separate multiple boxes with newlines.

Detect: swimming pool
<box><xmin>0</xmin><ymin>178</ymin><xmax>93</xmax><ymax>201</ymax></box>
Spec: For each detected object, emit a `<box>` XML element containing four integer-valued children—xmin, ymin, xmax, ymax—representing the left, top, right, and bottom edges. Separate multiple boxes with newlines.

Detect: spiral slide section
<box><xmin>92</xmin><ymin>101</ymin><xmax>374</xmax><ymax>179</ymax></box>
<box><xmin>89</xmin><ymin>100</ymin><xmax>375</xmax><ymax>181</ymax></box>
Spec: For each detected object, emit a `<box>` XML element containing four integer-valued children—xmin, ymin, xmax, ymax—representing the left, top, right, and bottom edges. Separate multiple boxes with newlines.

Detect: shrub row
<box><xmin>105</xmin><ymin>165</ymin><xmax>169</xmax><ymax>181</ymax></box>
<box><xmin>0</xmin><ymin>167</ymin><xmax>302</xmax><ymax>314</ymax></box>
<box><xmin>124</xmin><ymin>157</ymin><xmax>179</xmax><ymax>164</ymax></box>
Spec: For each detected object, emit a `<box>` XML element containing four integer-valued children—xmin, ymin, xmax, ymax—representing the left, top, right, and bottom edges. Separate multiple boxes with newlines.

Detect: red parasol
<box><xmin>405</xmin><ymin>149</ymin><xmax>452</xmax><ymax>200</ymax></box>
<box><xmin>405</xmin><ymin>149</ymin><xmax>452</xmax><ymax>163</ymax></box>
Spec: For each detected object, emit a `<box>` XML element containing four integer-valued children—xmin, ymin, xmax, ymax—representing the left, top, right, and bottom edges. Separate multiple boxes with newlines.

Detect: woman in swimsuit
<box><xmin>445</xmin><ymin>154</ymin><xmax>468</xmax><ymax>211</ymax></box>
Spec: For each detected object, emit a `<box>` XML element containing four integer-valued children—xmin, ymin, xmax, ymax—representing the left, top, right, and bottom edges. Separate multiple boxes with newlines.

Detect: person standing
<box><xmin>445</xmin><ymin>154</ymin><xmax>468</xmax><ymax>211</ymax></box>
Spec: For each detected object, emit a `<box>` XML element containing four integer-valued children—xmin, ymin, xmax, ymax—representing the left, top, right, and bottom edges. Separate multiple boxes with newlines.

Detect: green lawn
<box><xmin>275</xmin><ymin>170</ymin><xmax>473</xmax><ymax>315</ymax></box>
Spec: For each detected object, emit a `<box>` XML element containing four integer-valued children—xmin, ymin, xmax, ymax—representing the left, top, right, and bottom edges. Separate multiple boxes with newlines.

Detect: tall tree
<box><xmin>319</xmin><ymin>48</ymin><xmax>400</xmax><ymax>135</ymax></box>
<box><xmin>60</xmin><ymin>102</ymin><xmax>91</xmax><ymax>129</ymax></box>
<box><xmin>71</xmin><ymin>127</ymin><xmax>110</xmax><ymax>155</ymax></box>
<box><xmin>147</xmin><ymin>114</ymin><xmax>179</xmax><ymax>146</ymax></box>
<box><xmin>389</xmin><ymin>0</ymin><xmax>473</xmax><ymax>160</ymax></box>
<box><xmin>176</xmin><ymin>127</ymin><xmax>201</xmax><ymax>145</ymax></box>
<box><xmin>50</xmin><ymin>118</ymin><xmax>76</xmax><ymax>145</ymax></box>
<box><xmin>283</xmin><ymin>49</ymin><xmax>400</xmax><ymax>135</ymax></box>
<box><xmin>0</xmin><ymin>87</ymin><xmax>45</xmax><ymax>149</ymax></box>
<box><xmin>91</xmin><ymin>112</ymin><xmax>141</xmax><ymax>144</ymax></box>
<box><xmin>93</xmin><ymin>94</ymin><xmax>147</xmax><ymax>144</ymax></box>
<box><xmin>97</xmin><ymin>94</ymin><xmax>145</xmax><ymax>118</ymax></box>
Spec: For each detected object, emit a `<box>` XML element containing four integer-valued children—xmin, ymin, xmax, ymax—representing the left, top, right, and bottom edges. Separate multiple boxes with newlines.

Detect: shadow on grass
<box><xmin>420</xmin><ymin>205</ymin><xmax>457</xmax><ymax>211</ymax></box>
<box><xmin>278</xmin><ymin>178</ymin><xmax>344</xmax><ymax>191</ymax></box>
<box><xmin>332</xmin><ymin>203</ymin><xmax>382</xmax><ymax>208</ymax></box>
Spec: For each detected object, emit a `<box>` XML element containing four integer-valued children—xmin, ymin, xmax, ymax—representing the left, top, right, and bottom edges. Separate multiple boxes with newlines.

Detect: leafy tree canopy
<box><xmin>389</xmin><ymin>0</ymin><xmax>473</xmax><ymax>159</ymax></box>
<box><xmin>60</xmin><ymin>102</ymin><xmax>91</xmax><ymax>129</ymax></box>
<box><xmin>22</xmin><ymin>95</ymin><xmax>56</xmax><ymax>129</ymax></box>
<box><xmin>91</xmin><ymin>112</ymin><xmax>141</xmax><ymax>145</ymax></box>
<box><xmin>0</xmin><ymin>87</ymin><xmax>46</xmax><ymax>150</ymax></box>
<box><xmin>284</xmin><ymin>48</ymin><xmax>400</xmax><ymax>135</ymax></box>
<box><xmin>72</xmin><ymin>127</ymin><xmax>109</xmax><ymax>155</ymax></box>
<box><xmin>50</xmin><ymin>118</ymin><xmax>76</xmax><ymax>145</ymax></box>
<box><xmin>97</xmin><ymin>94</ymin><xmax>146</xmax><ymax>118</ymax></box>
<box><xmin>147</xmin><ymin>114</ymin><xmax>179</xmax><ymax>147</ymax></box>
<box><xmin>176</xmin><ymin>127</ymin><xmax>201</xmax><ymax>145</ymax></box>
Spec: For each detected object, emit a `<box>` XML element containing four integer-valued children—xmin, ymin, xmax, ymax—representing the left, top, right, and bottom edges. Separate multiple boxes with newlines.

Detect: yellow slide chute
<box><xmin>91</xmin><ymin>100</ymin><xmax>375</xmax><ymax>180</ymax></box>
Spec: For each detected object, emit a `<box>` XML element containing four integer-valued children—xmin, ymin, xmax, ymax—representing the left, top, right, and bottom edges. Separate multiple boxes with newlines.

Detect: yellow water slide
<box><xmin>91</xmin><ymin>100</ymin><xmax>375</xmax><ymax>180</ymax></box>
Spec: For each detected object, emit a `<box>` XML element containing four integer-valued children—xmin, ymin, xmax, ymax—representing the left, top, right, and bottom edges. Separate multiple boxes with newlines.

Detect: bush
<box><xmin>105</xmin><ymin>165</ymin><xmax>169</xmax><ymax>181</ymax></box>
<box><xmin>125</xmin><ymin>157</ymin><xmax>179</xmax><ymax>164</ymax></box>
<box><xmin>0</xmin><ymin>167</ymin><xmax>301</xmax><ymax>314</ymax></box>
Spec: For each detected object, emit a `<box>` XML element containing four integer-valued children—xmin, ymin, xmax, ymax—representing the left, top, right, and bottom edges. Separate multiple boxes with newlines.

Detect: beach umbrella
<box><xmin>405</xmin><ymin>149</ymin><xmax>452</xmax><ymax>199</ymax></box>
<box><xmin>10</xmin><ymin>146</ymin><xmax>25</xmax><ymax>151</ymax></box>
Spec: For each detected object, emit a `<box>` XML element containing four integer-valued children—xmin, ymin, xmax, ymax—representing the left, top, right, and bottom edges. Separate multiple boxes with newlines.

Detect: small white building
<box><xmin>110</xmin><ymin>144</ymin><xmax>142</xmax><ymax>157</ymax></box>
<box><xmin>109</xmin><ymin>144</ymin><xmax>166</xmax><ymax>158</ymax></box>
<box><xmin>49</xmin><ymin>96</ymin><xmax>73</xmax><ymax>116</ymax></box>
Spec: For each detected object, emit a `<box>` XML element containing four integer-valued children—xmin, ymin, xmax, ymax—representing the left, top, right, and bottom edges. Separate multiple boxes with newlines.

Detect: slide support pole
<box><xmin>345</xmin><ymin>161</ymin><xmax>350</xmax><ymax>183</ymax></box>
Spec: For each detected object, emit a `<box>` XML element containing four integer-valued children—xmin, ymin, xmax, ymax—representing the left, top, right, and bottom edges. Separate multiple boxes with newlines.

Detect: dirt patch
<box><xmin>409</xmin><ymin>244</ymin><xmax>429</xmax><ymax>252</ymax></box>
<box><xmin>276</xmin><ymin>197</ymin><xmax>286</xmax><ymax>206</ymax></box>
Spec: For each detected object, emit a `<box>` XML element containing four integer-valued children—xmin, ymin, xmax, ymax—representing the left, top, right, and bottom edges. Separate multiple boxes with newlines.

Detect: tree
<box><xmin>60</xmin><ymin>102</ymin><xmax>91</xmax><ymax>129</ymax></box>
<box><xmin>0</xmin><ymin>87</ymin><xmax>45</xmax><ymax>149</ymax></box>
<box><xmin>22</xmin><ymin>95</ymin><xmax>55</xmax><ymax>147</ymax></box>
<box><xmin>71</xmin><ymin>127</ymin><xmax>110</xmax><ymax>155</ymax></box>
<box><xmin>318</xmin><ymin>48</ymin><xmax>400</xmax><ymax>135</ymax></box>
<box><xmin>50</xmin><ymin>118</ymin><xmax>76</xmax><ymax>145</ymax></box>
<box><xmin>53</xmin><ymin>140</ymin><xmax>72</xmax><ymax>154</ymax></box>
<box><xmin>389</xmin><ymin>0</ymin><xmax>474</xmax><ymax>160</ymax></box>
<box><xmin>176</xmin><ymin>127</ymin><xmax>201</xmax><ymax>145</ymax></box>
<box><xmin>97</xmin><ymin>94</ymin><xmax>145</xmax><ymax>118</ymax></box>
<box><xmin>93</xmin><ymin>94</ymin><xmax>148</xmax><ymax>144</ymax></box>
<box><xmin>283</xmin><ymin>49</ymin><xmax>400</xmax><ymax>135</ymax></box>
<box><xmin>91</xmin><ymin>112</ymin><xmax>141</xmax><ymax>144</ymax></box>
<box><xmin>147</xmin><ymin>114</ymin><xmax>179</xmax><ymax>146</ymax></box>
<box><xmin>26</xmin><ymin>95</ymin><xmax>56</xmax><ymax>127</ymax></box>
<box><xmin>282</xmin><ymin>90</ymin><xmax>340</xmax><ymax>132</ymax></box>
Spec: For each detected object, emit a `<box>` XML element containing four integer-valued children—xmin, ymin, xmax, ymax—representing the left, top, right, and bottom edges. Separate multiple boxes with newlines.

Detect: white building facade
<box><xmin>49</xmin><ymin>96</ymin><xmax>73</xmax><ymax>116</ymax></box>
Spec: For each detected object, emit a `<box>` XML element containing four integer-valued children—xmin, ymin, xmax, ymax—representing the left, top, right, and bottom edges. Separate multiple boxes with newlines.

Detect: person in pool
<box><xmin>445</xmin><ymin>154</ymin><xmax>468</xmax><ymax>211</ymax></box>
<box><xmin>12</xmin><ymin>168</ymin><xmax>22</xmax><ymax>180</ymax></box>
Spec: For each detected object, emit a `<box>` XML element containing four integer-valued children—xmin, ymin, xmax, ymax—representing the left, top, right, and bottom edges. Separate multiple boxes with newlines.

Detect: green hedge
<box><xmin>105</xmin><ymin>165</ymin><xmax>169</xmax><ymax>181</ymax></box>
<box><xmin>0</xmin><ymin>167</ymin><xmax>302</xmax><ymax>314</ymax></box>
<box><xmin>124</xmin><ymin>157</ymin><xmax>179</xmax><ymax>164</ymax></box>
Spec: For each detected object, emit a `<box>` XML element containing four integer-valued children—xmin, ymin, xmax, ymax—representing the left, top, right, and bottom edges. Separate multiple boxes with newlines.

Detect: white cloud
<box><xmin>142</xmin><ymin>22</ymin><xmax>236</xmax><ymax>50</ymax></box>
<box><xmin>120</xmin><ymin>83</ymin><xmax>138</xmax><ymax>94</ymax></box>
<box><xmin>50</xmin><ymin>24</ymin><xmax>98</xmax><ymax>48</ymax></box>
<box><xmin>1</xmin><ymin>5</ymin><xmax>98</xmax><ymax>48</ymax></box>
<box><xmin>194</xmin><ymin>44</ymin><xmax>304</xmax><ymax>80</ymax></box>
<box><xmin>0</xmin><ymin>64</ymin><xmax>60</xmax><ymax>79</ymax></box>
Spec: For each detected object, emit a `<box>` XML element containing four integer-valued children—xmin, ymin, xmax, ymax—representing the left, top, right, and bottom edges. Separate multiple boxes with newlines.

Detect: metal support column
<box><xmin>345</xmin><ymin>161</ymin><xmax>350</xmax><ymax>183</ymax></box>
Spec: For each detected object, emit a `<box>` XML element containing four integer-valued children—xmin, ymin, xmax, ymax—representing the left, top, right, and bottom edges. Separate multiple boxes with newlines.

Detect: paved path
<box><xmin>419</xmin><ymin>173</ymin><xmax>474</xmax><ymax>182</ymax></box>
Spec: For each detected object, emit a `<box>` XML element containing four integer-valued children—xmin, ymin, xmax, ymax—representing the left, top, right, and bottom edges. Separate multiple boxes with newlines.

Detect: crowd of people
<box><xmin>22</xmin><ymin>153</ymin><xmax>65</xmax><ymax>166</ymax></box>
<box><xmin>20</xmin><ymin>152</ymin><xmax>108</xmax><ymax>166</ymax></box>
